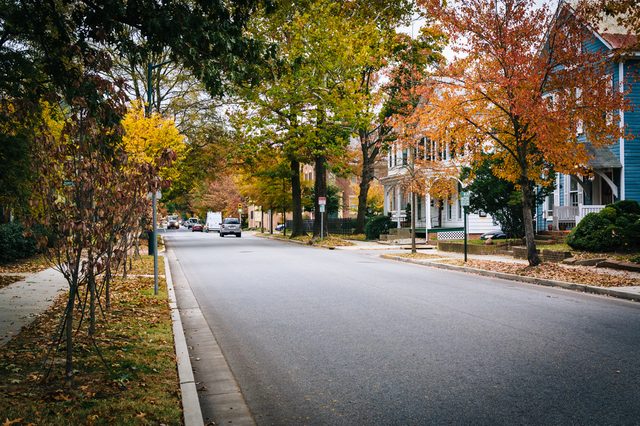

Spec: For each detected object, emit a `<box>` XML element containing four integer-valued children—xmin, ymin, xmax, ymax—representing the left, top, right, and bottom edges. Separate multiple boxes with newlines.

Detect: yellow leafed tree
<box><xmin>121</xmin><ymin>101</ymin><xmax>186</xmax><ymax>181</ymax></box>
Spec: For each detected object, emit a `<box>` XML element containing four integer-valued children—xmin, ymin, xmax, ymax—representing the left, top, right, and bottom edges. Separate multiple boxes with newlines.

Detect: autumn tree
<box><xmin>352</xmin><ymin>24</ymin><xmax>446</xmax><ymax>234</ymax></box>
<box><xmin>415</xmin><ymin>0</ymin><xmax>626</xmax><ymax>265</ymax></box>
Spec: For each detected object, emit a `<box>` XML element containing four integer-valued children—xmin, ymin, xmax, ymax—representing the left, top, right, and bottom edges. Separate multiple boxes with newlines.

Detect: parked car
<box><xmin>191</xmin><ymin>221</ymin><xmax>204</xmax><ymax>232</ymax></box>
<box><xmin>220</xmin><ymin>218</ymin><xmax>241</xmax><ymax>238</ymax></box>
<box><xmin>186</xmin><ymin>217</ymin><xmax>199</xmax><ymax>229</ymax></box>
<box><xmin>480</xmin><ymin>230</ymin><xmax>507</xmax><ymax>240</ymax></box>
<box><xmin>167</xmin><ymin>215</ymin><xmax>180</xmax><ymax>229</ymax></box>
<box><xmin>275</xmin><ymin>224</ymin><xmax>286</xmax><ymax>232</ymax></box>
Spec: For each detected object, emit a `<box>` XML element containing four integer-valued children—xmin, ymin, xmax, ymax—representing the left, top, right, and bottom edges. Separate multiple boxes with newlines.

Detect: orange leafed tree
<box><xmin>410</xmin><ymin>0</ymin><xmax>626</xmax><ymax>265</ymax></box>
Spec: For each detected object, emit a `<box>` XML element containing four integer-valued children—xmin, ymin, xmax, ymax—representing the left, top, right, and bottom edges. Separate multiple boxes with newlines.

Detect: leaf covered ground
<box><xmin>261</xmin><ymin>233</ymin><xmax>355</xmax><ymax>248</ymax></box>
<box><xmin>0</xmin><ymin>255</ymin><xmax>180</xmax><ymax>425</ymax></box>
<box><xmin>0</xmin><ymin>275</ymin><xmax>24</xmax><ymax>290</ymax></box>
<box><xmin>0</xmin><ymin>254</ymin><xmax>50</xmax><ymax>274</ymax></box>
<box><xmin>438</xmin><ymin>258</ymin><xmax>640</xmax><ymax>288</ymax></box>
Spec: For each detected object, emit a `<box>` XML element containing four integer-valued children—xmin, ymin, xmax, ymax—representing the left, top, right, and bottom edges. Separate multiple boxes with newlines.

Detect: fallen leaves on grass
<box><xmin>0</xmin><ymin>255</ymin><xmax>50</xmax><ymax>274</ymax></box>
<box><xmin>395</xmin><ymin>253</ymin><xmax>447</xmax><ymax>260</ymax></box>
<box><xmin>0</xmin><ymin>275</ymin><xmax>24</xmax><ymax>290</ymax></box>
<box><xmin>0</xmin><ymin>264</ymin><xmax>180</xmax><ymax>424</ymax></box>
<box><xmin>439</xmin><ymin>259</ymin><xmax>640</xmax><ymax>287</ymax></box>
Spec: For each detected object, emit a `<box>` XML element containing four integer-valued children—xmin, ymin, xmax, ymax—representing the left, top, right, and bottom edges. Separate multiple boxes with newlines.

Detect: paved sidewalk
<box><xmin>0</xmin><ymin>267</ymin><xmax>68</xmax><ymax>346</ymax></box>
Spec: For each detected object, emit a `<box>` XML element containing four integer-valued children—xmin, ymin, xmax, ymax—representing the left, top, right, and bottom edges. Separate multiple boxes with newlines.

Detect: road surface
<box><xmin>164</xmin><ymin>230</ymin><xmax>640</xmax><ymax>425</ymax></box>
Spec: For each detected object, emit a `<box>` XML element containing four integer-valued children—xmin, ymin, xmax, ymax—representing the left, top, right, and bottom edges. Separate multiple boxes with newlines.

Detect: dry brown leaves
<box><xmin>0</xmin><ymin>275</ymin><xmax>24</xmax><ymax>290</ymax></box>
<box><xmin>396</xmin><ymin>253</ymin><xmax>448</xmax><ymax>260</ymax></box>
<box><xmin>439</xmin><ymin>259</ymin><xmax>640</xmax><ymax>288</ymax></box>
<box><xmin>0</xmin><ymin>255</ymin><xmax>50</xmax><ymax>274</ymax></box>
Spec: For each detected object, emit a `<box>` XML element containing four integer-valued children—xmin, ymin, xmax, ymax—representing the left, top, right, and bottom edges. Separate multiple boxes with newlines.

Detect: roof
<box><xmin>563</xmin><ymin>0</ymin><xmax>638</xmax><ymax>50</ymax></box>
<box><xmin>584</xmin><ymin>141</ymin><xmax>622</xmax><ymax>169</ymax></box>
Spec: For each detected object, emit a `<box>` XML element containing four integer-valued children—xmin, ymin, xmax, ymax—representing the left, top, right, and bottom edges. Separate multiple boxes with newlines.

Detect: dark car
<box><xmin>275</xmin><ymin>224</ymin><xmax>286</xmax><ymax>232</ymax></box>
<box><xmin>191</xmin><ymin>221</ymin><xmax>204</xmax><ymax>232</ymax></box>
<box><xmin>480</xmin><ymin>230</ymin><xmax>507</xmax><ymax>240</ymax></box>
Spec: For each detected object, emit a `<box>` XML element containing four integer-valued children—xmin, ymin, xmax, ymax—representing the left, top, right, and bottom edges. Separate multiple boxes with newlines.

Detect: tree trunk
<box><xmin>411</xmin><ymin>192</ymin><xmax>417</xmax><ymax>254</ymax></box>
<box><xmin>65</xmin><ymin>285</ymin><xmax>75</xmax><ymax>386</ymax></box>
<box><xmin>88</xmin><ymin>264</ymin><xmax>96</xmax><ymax>336</ymax></box>
<box><xmin>521</xmin><ymin>182</ymin><xmax>541</xmax><ymax>266</ymax></box>
<box><xmin>313</xmin><ymin>155</ymin><xmax>328</xmax><ymax>238</ymax></box>
<box><xmin>355</xmin><ymin>144</ymin><xmax>379</xmax><ymax>235</ymax></box>
<box><xmin>289</xmin><ymin>159</ymin><xmax>306</xmax><ymax>237</ymax></box>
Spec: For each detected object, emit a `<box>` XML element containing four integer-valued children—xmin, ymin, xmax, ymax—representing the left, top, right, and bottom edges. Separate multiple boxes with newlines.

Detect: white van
<box><xmin>205</xmin><ymin>211</ymin><xmax>222</xmax><ymax>232</ymax></box>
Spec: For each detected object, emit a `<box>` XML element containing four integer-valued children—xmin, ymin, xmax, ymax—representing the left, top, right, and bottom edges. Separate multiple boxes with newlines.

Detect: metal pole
<box><xmin>464</xmin><ymin>206</ymin><xmax>468</xmax><ymax>263</ymax></box>
<box><xmin>152</xmin><ymin>191</ymin><xmax>158</xmax><ymax>295</ymax></box>
<box><xmin>321</xmin><ymin>210</ymin><xmax>324</xmax><ymax>240</ymax></box>
<box><xmin>147</xmin><ymin>63</ymin><xmax>158</xmax><ymax>295</ymax></box>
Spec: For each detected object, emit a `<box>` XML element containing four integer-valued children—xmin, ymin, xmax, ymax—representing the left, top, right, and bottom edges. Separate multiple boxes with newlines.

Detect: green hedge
<box><xmin>0</xmin><ymin>222</ymin><xmax>38</xmax><ymax>264</ymax></box>
<box><xmin>365</xmin><ymin>215</ymin><xmax>392</xmax><ymax>240</ymax></box>
<box><xmin>567</xmin><ymin>200</ymin><xmax>640</xmax><ymax>252</ymax></box>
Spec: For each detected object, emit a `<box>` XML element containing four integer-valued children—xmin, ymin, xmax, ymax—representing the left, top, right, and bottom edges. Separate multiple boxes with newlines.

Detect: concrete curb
<box><xmin>164</xmin><ymin>254</ymin><xmax>205</xmax><ymax>426</ymax></box>
<box><xmin>381</xmin><ymin>254</ymin><xmax>640</xmax><ymax>303</ymax></box>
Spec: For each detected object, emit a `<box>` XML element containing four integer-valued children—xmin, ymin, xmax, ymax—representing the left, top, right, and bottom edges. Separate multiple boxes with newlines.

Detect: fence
<box><xmin>286</xmin><ymin>218</ymin><xmax>358</xmax><ymax>235</ymax></box>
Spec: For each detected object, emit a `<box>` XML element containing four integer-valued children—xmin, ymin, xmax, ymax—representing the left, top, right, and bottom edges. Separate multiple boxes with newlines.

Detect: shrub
<box><xmin>567</xmin><ymin>200</ymin><xmax>640</xmax><ymax>252</ymax></box>
<box><xmin>610</xmin><ymin>200</ymin><xmax>640</xmax><ymax>215</ymax></box>
<box><xmin>0</xmin><ymin>222</ymin><xmax>38</xmax><ymax>264</ymax></box>
<box><xmin>365</xmin><ymin>215</ymin><xmax>391</xmax><ymax>240</ymax></box>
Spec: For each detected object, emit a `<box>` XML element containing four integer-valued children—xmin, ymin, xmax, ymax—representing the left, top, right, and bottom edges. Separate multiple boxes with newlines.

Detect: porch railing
<box><xmin>552</xmin><ymin>205</ymin><xmax>579</xmax><ymax>230</ymax></box>
<box><xmin>577</xmin><ymin>205</ymin><xmax>606</xmax><ymax>224</ymax></box>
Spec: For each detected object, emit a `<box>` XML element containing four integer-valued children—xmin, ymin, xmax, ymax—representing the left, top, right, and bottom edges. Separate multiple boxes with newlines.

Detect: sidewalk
<box><xmin>0</xmin><ymin>267</ymin><xmax>68</xmax><ymax>346</ymax></box>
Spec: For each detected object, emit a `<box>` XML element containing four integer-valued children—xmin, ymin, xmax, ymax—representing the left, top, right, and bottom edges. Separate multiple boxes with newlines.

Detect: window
<box><xmin>457</xmin><ymin>198</ymin><xmax>462</xmax><ymax>219</ymax></box>
<box><xmin>569</xmin><ymin>179</ymin><xmax>579</xmax><ymax>207</ymax></box>
<box><xmin>402</xmin><ymin>149</ymin><xmax>408</xmax><ymax>165</ymax></box>
<box><xmin>547</xmin><ymin>195</ymin><xmax>554</xmax><ymax>217</ymax></box>
<box><xmin>447</xmin><ymin>198</ymin><xmax>452</xmax><ymax>220</ymax></box>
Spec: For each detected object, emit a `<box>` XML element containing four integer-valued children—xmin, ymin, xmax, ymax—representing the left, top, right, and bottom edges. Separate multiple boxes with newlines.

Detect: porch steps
<box><xmin>536</xmin><ymin>230</ymin><xmax>570</xmax><ymax>244</ymax></box>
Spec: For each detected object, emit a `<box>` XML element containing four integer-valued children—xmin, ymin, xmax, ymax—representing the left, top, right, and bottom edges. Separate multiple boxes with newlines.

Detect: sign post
<box><xmin>460</xmin><ymin>191</ymin><xmax>470</xmax><ymax>263</ymax></box>
<box><xmin>147</xmin><ymin>190</ymin><xmax>162</xmax><ymax>295</ymax></box>
<box><xmin>318</xmin><ymin>197</ymin><xmax>327</xmax><ymax>239</ymax></box>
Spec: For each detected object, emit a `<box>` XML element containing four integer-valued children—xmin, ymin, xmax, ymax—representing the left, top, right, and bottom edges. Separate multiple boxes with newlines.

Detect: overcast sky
<box><xmin>397</xmin><ymin>0</ymin><xmax>561</xmax><ymax>61</ymax></box>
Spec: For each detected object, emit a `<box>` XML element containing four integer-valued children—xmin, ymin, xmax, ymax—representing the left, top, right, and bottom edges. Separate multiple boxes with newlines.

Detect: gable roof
<box><xmin>562</xmin><ymin>0</ymin><xmax>638</xmax><ymax>51</ymax></box>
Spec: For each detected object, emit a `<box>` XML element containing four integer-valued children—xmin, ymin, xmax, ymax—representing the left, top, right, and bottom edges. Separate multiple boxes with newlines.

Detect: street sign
<box><xmin>460</xmin><ymin>191</ymin><xmax>470</xmax><ymax>207</ymax></box>
<box><xmin>318</xmin><ymin>197</ymin><xmax>327</xmax><ymax>206</ymax></box>
<box><xmin>319</xmin><ymin>204</ymin><xmax>326</xmax><ymax>213</ymax></box>
<box><xmin>146</xmin><ymin>191</ymin><xmax>162</xmax><ymax>200</ymax></box>
<box><xmin>63</xmin><ymin>180</ymin><xmax>74</xmax><ymax>187</ymax></box>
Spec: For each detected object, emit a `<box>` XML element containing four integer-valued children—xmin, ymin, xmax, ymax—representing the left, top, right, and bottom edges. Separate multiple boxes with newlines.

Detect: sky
<box><xmin>396</xmin><ymin>0</ymin><xmax>561</xmax><ymax>61</ymax></box>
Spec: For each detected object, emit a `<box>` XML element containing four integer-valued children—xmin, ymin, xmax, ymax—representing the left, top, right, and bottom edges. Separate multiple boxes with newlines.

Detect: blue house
<box><xmin>538</xmin><ymin>3</ymin><xmax>640</xmax><ymax>231</ymax></box>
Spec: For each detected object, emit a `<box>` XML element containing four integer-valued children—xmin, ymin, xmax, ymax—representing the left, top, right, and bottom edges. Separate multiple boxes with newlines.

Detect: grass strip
<box><xmin>0</xmin><ymin>255</ymin><xmax>181</xmax><ymax>425</ymax></box>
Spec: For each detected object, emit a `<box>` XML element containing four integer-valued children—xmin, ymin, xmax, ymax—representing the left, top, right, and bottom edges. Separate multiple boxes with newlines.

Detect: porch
<box><xmin>552</xmin><ymin>204</ymin><xmax>607</xmax><ymax>230</ymax></box>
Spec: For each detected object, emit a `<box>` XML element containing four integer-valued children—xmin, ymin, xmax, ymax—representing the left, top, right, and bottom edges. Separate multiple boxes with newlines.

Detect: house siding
<box><xmin>624</xmin><ymin>60</ymin><xmax>640</xmax><ymax>202</ymax></box>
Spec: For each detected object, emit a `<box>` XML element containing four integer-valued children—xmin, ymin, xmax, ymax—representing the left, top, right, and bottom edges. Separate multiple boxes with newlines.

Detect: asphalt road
<box><xmin>165</xmin><ymin>229</ymin><xmax>640</xmax><ymax>425</ymax></box>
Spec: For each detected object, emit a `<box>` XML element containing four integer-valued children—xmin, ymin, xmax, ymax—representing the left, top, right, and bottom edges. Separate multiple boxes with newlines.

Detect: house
<box><xmin>380</xmin><ymin>139</ymin><xmax>500</xmax><ymax>237</ymax></box>
<box><xmin>538</xmin><ymin>3</ymin><xmax>640</xmax><ymax>231</ymax></box>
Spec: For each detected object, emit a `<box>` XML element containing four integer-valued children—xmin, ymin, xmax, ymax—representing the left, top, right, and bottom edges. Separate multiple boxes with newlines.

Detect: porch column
<box><xmin>383</xmin><ymin>186</ymin><xmax>389</xmax><ymax>215</ymax></box>
<box><xmin>426</xmin><ymin>193</ymin><xmax>432</xmax><ymax>229</ymax></box>
<box><xmin>396</xmin><ymin>186</ymin><xmax>401</xmax><ymax>228</ymax></box>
